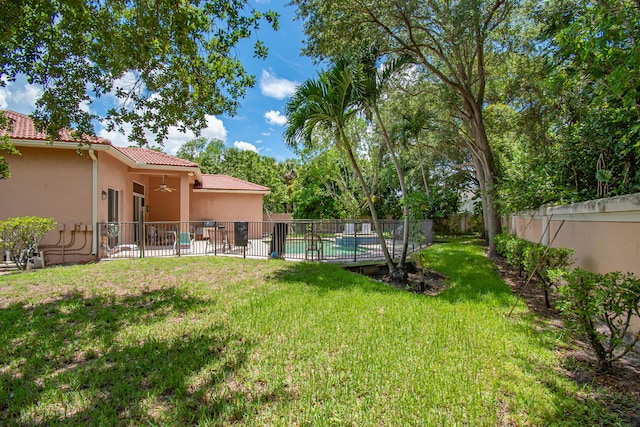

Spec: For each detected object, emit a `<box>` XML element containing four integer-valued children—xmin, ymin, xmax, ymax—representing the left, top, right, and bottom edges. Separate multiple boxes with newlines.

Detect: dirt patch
<box><xmin>344</xmin><ymin>262</ymin><xmax>449</xmax><ymax>296</ymax></box>
<box><xmin>386</xmin><ymin>269</ymin><xmax>449</xmax><ymax>296</ymax></box>
<box><xmin>492</xmin><ymin>254</ymin><xmax>640</xmax><ymax>426</ymax></box>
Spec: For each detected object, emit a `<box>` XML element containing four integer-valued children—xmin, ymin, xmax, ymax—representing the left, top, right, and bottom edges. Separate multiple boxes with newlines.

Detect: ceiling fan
<box><xmin>154</xmin><ymin>175</ymin><xmax>177</xmax><ymax>193</ymax></box>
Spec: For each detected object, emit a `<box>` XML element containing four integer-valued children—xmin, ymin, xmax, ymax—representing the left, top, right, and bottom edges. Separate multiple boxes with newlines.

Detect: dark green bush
<box><xmin>496</xmin><ymin>233</ymin><xmax>573</xmax><ymax>307</ymax></box>
<box><xmin>0</xmin><ymin>216</ymin><xmax>56</xmax><ymax>270</ymax></box>
<box><xmin>552</xmin><ymin>268</ymin><xmax>640</xmax><ymax>372</ymax></box>
<box><xmin>524</xmin><ymin>244</ymin><xmax>574</xmax><ymax>308</ymax></box>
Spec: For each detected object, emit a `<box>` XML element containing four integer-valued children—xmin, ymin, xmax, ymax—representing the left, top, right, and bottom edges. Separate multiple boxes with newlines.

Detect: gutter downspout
<box><xmin>89</xmin><ymin>149</ymin><xmax>98</xmax><ymax>256</ymax></box>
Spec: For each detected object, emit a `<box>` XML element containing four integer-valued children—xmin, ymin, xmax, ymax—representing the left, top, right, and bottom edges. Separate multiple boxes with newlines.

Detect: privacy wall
<box><xmin>508</xmin><ymin>193</ymin><xmax>640</xmax><ymax>276</ymax></box>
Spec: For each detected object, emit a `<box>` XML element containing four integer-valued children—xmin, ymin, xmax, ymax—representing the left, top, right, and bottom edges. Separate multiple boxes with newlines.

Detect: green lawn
<box><xmin>0</xmin><ymin>240</ymin><xmax>621</xmax><ymax>426</ymax></box>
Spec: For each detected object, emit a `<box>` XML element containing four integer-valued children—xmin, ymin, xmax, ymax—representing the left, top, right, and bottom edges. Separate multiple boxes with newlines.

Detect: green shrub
<box><xmin>523</xmin><ymin>245</ymin><xmax>574</xmax><ymax>308</ymax></box>
<box><xmin>496</xmin><ymin>233</ymin><xmax>573</xmax><ymax>308</ymax></box>
<box><xmin>495</xmin><ymin>233</ymin><xmax>535</xmax><ymax>277</ymax></box>
<box><xmin>0</xmin><ymin>216</ymin><xmax>56</xmax><ymax>270</ymax></box>
<box><xmin>552</xmin><ymin>268</ymin><xmax>640</xmax><ymax>372</ymax></box>
<box><xmin>494</xmin><ymin>233</ymin><xmax>510</xmax><ymax>257</ymax></box>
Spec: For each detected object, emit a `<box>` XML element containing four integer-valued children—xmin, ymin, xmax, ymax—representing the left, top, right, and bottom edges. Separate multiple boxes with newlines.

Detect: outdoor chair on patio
<box><xmin>205</xmin><ymin>226</ymin><xmax>230</xmax><ymax>253</ymax></box>
<box><xmin>175</xmin><ymin>231</ymin><xmax>194</xmax><ymax>254</ymax></box>
<box><xmin>344</xmin><ymin>223</ymin><xmax>355</xmax><ymax>234</ymax></box>
<box><xmin>304</xmin><ymin>232</ymin><xmax>323</xmax><ymax>260</ymax></box>
<box><xmin>146</xmin><ymin>225</ymin><xmax>158</xmax><ymax>245</ymax></box>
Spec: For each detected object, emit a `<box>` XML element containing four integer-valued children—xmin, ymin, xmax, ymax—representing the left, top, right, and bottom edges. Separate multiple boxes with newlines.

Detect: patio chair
<box><xmin>146</xmin><ymin>225</ymin><xmax>158</xmax><ymax>245</ymax></box>
<box><xmin>362</xmin><ymin>223</ymin><xmax>372</xmax><ymax>234</ymax></box>
<box><xmin>175</xmin><ymin>231</ymin><xmax>194</xmax><ymax>254</ymax></box>
<box><xmin>305</xmin><ymin>232</ymin><xmax>323</xmax><ymax>260</ymax></box>
<box><xmin>344</xmin><ymin>223</ymin><xmax>355</xmax><ymax>234</ymax></box>
<box><xmin>205</xmin><ymin>227</ymin><xmax>229</xmax><ymax>253</ymax></box>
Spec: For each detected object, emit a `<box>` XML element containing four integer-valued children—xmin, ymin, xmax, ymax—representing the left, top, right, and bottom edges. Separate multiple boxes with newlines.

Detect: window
<box><xmin>107</xmin><ymin>189</ymin><xmax>120</xmax><ymax>223</ymax></box>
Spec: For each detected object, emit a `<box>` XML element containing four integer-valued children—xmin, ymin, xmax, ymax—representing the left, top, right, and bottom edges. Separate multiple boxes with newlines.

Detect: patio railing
<box><xmin>96</xmin><ymin>219</ymin><xmax>433</xmax><ymax>262</ymax></box>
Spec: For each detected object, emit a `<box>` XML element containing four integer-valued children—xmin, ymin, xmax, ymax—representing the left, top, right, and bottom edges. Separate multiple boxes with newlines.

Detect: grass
<box><xmin>0</xmin><ymin>240</ymin><xmax>625</xmax><ymax>426</ymax></box>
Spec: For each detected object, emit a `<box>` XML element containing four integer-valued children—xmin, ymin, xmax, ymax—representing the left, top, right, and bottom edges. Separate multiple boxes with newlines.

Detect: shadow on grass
<box><xmin>266</xmin><ymin>262</ymin><xmax>401</xmax><ymax>296</ymax></box>
<box><xmin>0</xmin><ymin>289</ymin><xmax>291</xmax><ymax>425</ymax></box>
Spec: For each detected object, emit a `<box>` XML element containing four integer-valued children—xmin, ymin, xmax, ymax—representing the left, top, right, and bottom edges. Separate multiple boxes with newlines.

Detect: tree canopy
<box><xmin>0</xmin><ymin>0</ymin><xmax>278</xmax><ymax>144</ymax></box>
<box><xmin>176</xmin><ymin>138</ymin><xmax>289</xmax><ymax>214</ymax></box>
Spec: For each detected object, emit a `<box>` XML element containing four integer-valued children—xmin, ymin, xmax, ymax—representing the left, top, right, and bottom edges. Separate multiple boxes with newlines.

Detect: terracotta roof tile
<box><xmin>1</xmin><ymin>110</ymin><xmax>111</xmax><ymax>144</ymax></box>
<box><xmin>199</xmin><ymin>174</ymin><xmax>270</xmax><ymax>192</ymax></box>
<box><xmin>115</xmin><ymin>147</ymin><xmax>199</xmax><ymax>168</ymax></box>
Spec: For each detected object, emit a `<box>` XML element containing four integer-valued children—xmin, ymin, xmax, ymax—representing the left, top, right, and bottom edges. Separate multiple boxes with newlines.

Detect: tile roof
<box><xmin>199</xmin><ymin>174</ymin><xmax>270</xmax><ymax>193</ymax></box>
<box><xmin>115</xmin><ymin>147</ymin><xmax>199</xmax><ymax>168</ymax></box>
<box><xmin>1</xmin><ymin>110</ymin><xmax>111</xmax><ymax>144</ymax></box>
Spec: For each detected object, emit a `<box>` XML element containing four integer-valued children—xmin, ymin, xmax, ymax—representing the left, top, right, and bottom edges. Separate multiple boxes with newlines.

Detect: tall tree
<box><xmin>538</xmin><ymin>0</ymin><xmax>640</xmax><ymax>200</ymax></box>
<box><xmin>285</xmin><ymin>60</ymin><xmax>404</xmax><ymax>281</ymax></box>
<box><xmin>291</xmin><ymin>148</ymin><xmax>363</xmax><ymax>219</ymax></box>
<box><xmin>292</xmin><ymin>0</ymin><xmax>515</xmax><ymax>257</ymax></box>
<box><xmin>176</xmin><ymin>137</ymin><xmax>225</xmax><ymax>174</ymax></box>
<box><xmin>353</xmin><ymin>52</ymin><xmax>414</xmax><ymax>268</ymax></box>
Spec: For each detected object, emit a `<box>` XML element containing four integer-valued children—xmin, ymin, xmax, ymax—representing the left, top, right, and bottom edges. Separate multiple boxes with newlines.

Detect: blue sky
<box><xmin>0</xmin><ymin>1</ymin><xmax>319</xmax><ymax>162</ymax></box>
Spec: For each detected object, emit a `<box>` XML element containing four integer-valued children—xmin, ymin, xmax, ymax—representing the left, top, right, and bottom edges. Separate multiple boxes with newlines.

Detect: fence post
<box><xmin>139</xmin><ymin>207</ymin><xmax>145</xmax><ymax>259</ymax></box>
<box><xmin>353</xmin><ymin>223</ymin><xmax>357</xmax><ymax>262</ymax></box>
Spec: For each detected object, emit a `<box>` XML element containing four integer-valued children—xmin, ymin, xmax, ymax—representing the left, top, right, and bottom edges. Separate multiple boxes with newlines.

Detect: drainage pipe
<box><xmin>88</xmin><ymin>149</ymin><xmax>98</xmax><ymax>255</ymax></box>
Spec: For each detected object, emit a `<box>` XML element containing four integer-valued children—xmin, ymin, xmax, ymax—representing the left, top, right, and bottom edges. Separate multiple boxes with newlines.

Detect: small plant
<box><xmin>0</xmin><ymin>216</ymin><xmax>56</xmax><ymax>270</ymax></box>
<box><xmin>496</xmin><ymin>233</ymin><xmax>573</xmax><ymax>308</ymax></box>
<box><xmin>524</xmin><ymin>245</ymin><xmax>574</xmax><ymax>308</ymax></box>
<box><xmin>495</xmin><ymin>233</ymin><xmax>532</xmax><ymax>276</ymax></box>
<box><xmin>552</xmin><ymin>268</ymin><xmax>640</xmax><ymax>372</ymax></box>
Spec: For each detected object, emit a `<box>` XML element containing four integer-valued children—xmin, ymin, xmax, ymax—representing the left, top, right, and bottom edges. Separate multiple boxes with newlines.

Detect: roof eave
<box><xmin>193</xmin><ymin>189</ymin><xmax>270</xmax><ymax>195</ymax></box>
<box><xmin>8</xmin><ymin>138</ymin><xmax>111</xmax><ymax>149</ymax></box>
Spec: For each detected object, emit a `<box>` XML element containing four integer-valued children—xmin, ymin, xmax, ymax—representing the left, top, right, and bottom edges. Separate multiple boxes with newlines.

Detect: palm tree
<box><xmin>284</xmin><ymin>60</ymin><xmax>403</xmax><ymax>280</ymax></box>
<box><xmin>280</xmin><ymin>159</ymin><xmax>298</xmax><ymax>213</ymax></box>
<box><xmin>354</xmin><ymin>52</ymin><xmax>413</xmax><ymax>272</ymax></box>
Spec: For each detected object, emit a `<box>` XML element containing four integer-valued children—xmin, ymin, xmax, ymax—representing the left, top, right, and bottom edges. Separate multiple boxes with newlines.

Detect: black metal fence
<box><xmin>97</xmin><ymin>219</ymin><xmax>433</xmax><ymax>262</ymax></box>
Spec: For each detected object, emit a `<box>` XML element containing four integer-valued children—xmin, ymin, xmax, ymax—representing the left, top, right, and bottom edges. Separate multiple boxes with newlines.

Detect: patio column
<box><xmin>180</xmin><ymin>174</ymin><xmax>190</xmax><ymax>231</ymax></box>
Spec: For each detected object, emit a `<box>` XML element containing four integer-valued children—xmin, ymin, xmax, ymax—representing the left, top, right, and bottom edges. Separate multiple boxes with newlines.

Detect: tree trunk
<box><xmin>465</xmin><ymin>97</ymin><xmax>501</xmax><ymax>258</ymax></box>
<box><xmin>340</xmin><ymin>127</ymin><xmax>399</xmax><ymax>277</ymax></box>
<box><xmin>375</xmin><ymin>108</ymin><xmax>409</xmax><ymax>270</ymax></box>
<box><xmin>416</xmin><ymin>142</ymin><xmax>430</xmax><ymax>200</ymax></box>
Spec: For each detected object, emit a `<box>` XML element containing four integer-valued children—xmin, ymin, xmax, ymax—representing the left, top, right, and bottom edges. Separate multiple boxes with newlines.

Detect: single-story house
<box><xmin>0</xmin><ymin>110</ymin><xmax>270</xmax><ymax>264</ymax></box>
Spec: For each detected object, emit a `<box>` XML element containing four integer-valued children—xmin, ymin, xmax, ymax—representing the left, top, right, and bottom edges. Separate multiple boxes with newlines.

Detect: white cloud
<box><xmin>0</xmin><ymin>77</ymin><xmax>41</xmax><ymax>113</ymax></box>
<box><xmin>79</xmin><ymin>100</ymin><xmax>92</xmax><ymax>114</ymax></box>
<box><xmin>264</xmin><ymin>110</ymin><xmax>288</xmax><ymax>126</ymax></box>
<box><xmin>259</xmin><ymin>70</ymin><xmax>298</xmax><ymax>100</ymax></box>
<box><xmin>0</xmin><ymin>87</ymin><xmax>9</xmax><ymax>109</ymax></box>
<box><xmin>16</xmin><ymin>84</ymin><xmax>41</xmax><ymax>108</ymax></box>
<box><xmin>233</xmin><ymin>141</ymin><xmax>258</xmax><ymax>153</ymax></box>
<box><xmin>108</xmin><ymin>71</ymin><xmax>141</xmax><ymax>100</ymax></box>
<box><xmin>98</xmin><ymin>114</ymin><xmax>228</xmax><ymax>156</ymax></box>
<box><xmin>199</xmin><ymin>115</ymin><xmax>227</xmax><ymax>141</ymax></box>
<box><xmin>97</xmin><ymin>122</ymin><xmax>133</xmax><ymax>147</ymax></box>
<box><xmin>261</xmin><ymin>131</ymin><xmax>271</xmax><ymax>137</ymax></box>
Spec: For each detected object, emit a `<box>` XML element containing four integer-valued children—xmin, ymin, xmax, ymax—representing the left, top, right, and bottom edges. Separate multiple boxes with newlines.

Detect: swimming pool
<box><xmin>284</xmin><ymin>239</ymin><xmax>368</xmax><ymax>257</ymax></box>
<box><xmin>334</xmin><ymin>235</ymin><xmax>380</xmax><ymax>247</ymax></box>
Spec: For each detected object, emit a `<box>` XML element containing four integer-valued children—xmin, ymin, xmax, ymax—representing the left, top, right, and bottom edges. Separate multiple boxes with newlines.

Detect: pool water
<box><xmin>284</xmin><ymin>239</ymin><xmax>369</xmax><ymax>256</ymax></box>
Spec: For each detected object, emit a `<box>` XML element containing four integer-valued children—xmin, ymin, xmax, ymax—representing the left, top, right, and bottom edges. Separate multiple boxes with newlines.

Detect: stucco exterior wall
<box><xmin>1</xmin><ymin>146</ymin><xmax>94</xmax><ymax>264</ymax></box>
<box><xmin>97</xmin><ymin>151</ymin><xmax>131</xmax><ymax>222</ymax></box>
<box><xmin>190</xmin><ymin>191</ymin><xmax>265</xmax><ymax>238</ymax></box>
<box><xmin>509</xmin><ymin>193</ymin><xmax>640</xmax><ymax>276</ymax></box>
